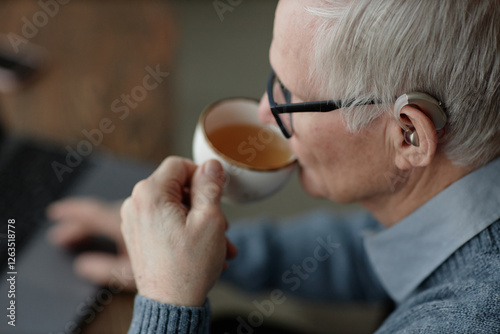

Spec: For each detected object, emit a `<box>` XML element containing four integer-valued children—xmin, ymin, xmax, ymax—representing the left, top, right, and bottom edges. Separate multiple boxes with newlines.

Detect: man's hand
<box><xmin>120</xmin><ymin>157</ymin><xmax>237</xmax><ymax>307</ymax></box>
<box><xmin>47</xmin><ymin>198</ymin><xmax>136</xmax><ymax>291</ymax></box>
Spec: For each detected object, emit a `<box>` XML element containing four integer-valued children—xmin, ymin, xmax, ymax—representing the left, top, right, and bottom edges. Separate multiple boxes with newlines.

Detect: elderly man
<box><xmin>49</xmin><ymin>0</ymin><xmax>500</xmax><ymax>332</ymax></box>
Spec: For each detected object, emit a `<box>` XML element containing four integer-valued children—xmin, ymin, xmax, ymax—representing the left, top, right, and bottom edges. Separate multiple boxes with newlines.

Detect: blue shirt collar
<box><xmin>364</xmin><ymin>157</ymin><xmax>500</xmax><ymax>303</ymax></box>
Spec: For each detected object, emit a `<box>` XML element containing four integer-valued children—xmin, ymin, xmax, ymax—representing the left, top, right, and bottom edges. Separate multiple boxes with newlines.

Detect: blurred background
<box><xmin>0</xmin><ymin>0</ymin><xmax>380</xmax><ymax>333</ymax></box>
<box><xmin>0</xmin><ymin>0</ymin><xmax>347</xmax><ymax>221</ymax></box>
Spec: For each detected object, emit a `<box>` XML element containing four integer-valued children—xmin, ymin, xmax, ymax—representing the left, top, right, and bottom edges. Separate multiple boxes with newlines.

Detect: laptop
<box><xmin>0</xmin><ymin>132</ymin><xmax>154</xmax><ymax>334</ymax></box>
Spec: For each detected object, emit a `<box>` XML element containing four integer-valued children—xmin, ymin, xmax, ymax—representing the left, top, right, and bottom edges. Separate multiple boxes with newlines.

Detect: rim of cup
<box><xmin>198</xmin><ymin>97</ymin><xmax>297</xmax><ymax>172</ymax></box>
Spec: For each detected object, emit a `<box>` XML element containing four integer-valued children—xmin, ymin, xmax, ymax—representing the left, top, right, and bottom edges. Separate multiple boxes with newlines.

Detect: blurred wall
<box><xmin>0</xmin><ymin>0</ymin><xmax>177</xmax><ymax>162</ymax></box>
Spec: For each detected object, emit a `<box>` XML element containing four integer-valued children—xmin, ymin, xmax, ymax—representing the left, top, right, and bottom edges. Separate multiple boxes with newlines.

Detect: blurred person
<box><xmin>48</xmin><ymin>0</ymin><xmax>500</xmax><ymax>333</ymax></box>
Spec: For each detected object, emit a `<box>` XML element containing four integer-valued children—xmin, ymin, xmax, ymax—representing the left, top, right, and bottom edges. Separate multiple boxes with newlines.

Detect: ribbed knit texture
<box><xmin>375</xmin><ymin>219</ymin><xmax>500</xmax><ymax>333</ymax></box>
<box><xmin>127</xmin><ymin>296</ymin><xmax>210</xmax><ymax>334</ymax></box>
<box><xmin>128</xmin><ymin>215</ymin><xmax>500</xmax><ymax>333</ymax></box>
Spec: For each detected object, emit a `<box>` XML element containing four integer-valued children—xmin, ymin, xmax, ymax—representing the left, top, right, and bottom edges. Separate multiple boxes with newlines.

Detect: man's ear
<box><xmin>393</xmin><ymin>105</ymin><xmax>439</xmax><ymax>170</ymax></box>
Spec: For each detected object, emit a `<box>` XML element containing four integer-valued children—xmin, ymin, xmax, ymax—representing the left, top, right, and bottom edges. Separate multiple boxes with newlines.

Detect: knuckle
<box><xmin>191</xmin><ymin>207</ymin><xmax>224</xmax><ymax>228</ymax></box>
<box><xmin>163</xmin><ymin>178</ymin><xmax>184</xmax><ymax>202</ymax></box>
<box><xmin>160</xmin><ymin>155</ymin><xmax>185</xmax><ymax>171</ymax></box>
<box><xmin>206</xmin><ymin>214</ymin><xmax>227</xmax><ymax>236</ymax></box>
<box><xmin>120</xmin><ymin>197</ymin><xmax>132</xmax><ymax>219</ymax></box>
<box><xmin>131</xmin><ymin>179</ymin><xmax>150</xmax><ymax>201</ymax></box>
<box><xmin>119</xmin><ymin>199</ymin><xmax>133</xmax><ymax>237</ymax></box>
<box><xmin>163</xmin><ymin>202</ymin><xmax>188</xmax><ymax>222</ymax></box>
<box><xmin>164</xmin><ymin>155</ymin><xmax>182</xmax><ymax>164</ymax></box>
<box><xmin>169</xmin><ymin>155</ymin><xmax>186</xmax><ymax>164</ymax></box>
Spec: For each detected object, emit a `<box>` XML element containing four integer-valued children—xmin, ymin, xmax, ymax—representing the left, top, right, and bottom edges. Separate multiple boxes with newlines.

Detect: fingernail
<box><xmin>203</xmin><ymin>160</ymin><xmax>224</xmax><ymax>182</ymax></box>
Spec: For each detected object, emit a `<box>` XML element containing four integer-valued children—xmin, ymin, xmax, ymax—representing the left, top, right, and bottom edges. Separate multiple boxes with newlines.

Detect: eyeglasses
<box><xmin>266</xmin><ymin>68</ymin><xmax>378</xmax><ymax>138</ymax></box>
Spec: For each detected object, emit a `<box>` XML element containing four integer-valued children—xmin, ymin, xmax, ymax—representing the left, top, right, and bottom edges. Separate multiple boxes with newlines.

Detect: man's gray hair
<box><xmin>309</xmin><ymin>0</ymin><xmax>500</xmax><ymax>168</ymax></box>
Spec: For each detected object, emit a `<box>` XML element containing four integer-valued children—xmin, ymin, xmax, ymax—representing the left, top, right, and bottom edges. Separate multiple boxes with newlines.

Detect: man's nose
<box><xmin>257</xmin><ymin>93</ymin><xmax>276</xmax><ymax>125</ymax></box>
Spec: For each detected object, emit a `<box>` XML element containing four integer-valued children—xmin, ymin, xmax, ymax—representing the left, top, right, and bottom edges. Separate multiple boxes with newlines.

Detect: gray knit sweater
<box><xmin>128</xmin><ymin>158</ymin><xmax>500</xmax><ymax>333</ymax></box>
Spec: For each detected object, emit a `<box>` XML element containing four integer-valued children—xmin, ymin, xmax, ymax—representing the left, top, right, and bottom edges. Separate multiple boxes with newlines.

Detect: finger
<box><xmin>189</xmin><ymin>160</ymin><xmax>226</xmax><ymax>211</ymax></box>
<box><xmin>226</xmin><ymin>238</ymin><xmax>238</xmax><ymax>260</ymax></box>
<box><xmin>148</xmin><ymin>156</ymin><xmax>198</xmax><ymax>202</ymax></box>
<box><xmin>47</xmin><ymin>198</ymin><xmax>123</xmax><ymax>243</ymax></box>
<box><xmin>48</xmin><ymin>198</ymin><xmax>121</xmax><ymax>221</ymax></box>
<box><xmin>74</xmin><ymin>253</ymin><xmax>136</xmax><ymax>292</ymax></box>
<box><xmin>223</xmin><ymin>239</ymin><xmax>238</xmax><ymax>271</ymax></box>
<box><xmin>48</xmin><ymin>220</ymin><xmax>90</xmax><ymax>247</ymax></box>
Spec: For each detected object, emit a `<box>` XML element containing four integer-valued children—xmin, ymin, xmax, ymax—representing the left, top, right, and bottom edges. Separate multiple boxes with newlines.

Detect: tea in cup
<box><xmin>192</xmin><ymin>97</ymin><xmax>297</xmax><ymax>204</ymax></box>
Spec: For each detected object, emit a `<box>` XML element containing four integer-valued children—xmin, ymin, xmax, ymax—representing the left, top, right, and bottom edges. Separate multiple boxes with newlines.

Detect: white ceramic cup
<box><xmin>192</xmin><ymin>97</ymin><xmax>297</xmax><ymax>204</ymax></box>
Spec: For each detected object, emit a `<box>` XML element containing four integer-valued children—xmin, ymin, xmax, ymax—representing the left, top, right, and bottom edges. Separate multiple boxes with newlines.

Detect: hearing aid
<box><xmin>394</xmin><ymin>92</ymin><xmax>447</xmax><ymax>147</ymax></box>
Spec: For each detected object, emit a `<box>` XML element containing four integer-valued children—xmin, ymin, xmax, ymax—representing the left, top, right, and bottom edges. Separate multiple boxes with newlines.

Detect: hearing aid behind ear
<box><xmin>394</xmin><ymin>92</ymin><xmax>447</xmax><ymax>147</ymax></box>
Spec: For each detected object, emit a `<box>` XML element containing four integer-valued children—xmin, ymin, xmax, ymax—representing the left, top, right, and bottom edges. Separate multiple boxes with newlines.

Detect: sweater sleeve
<box><xmin>222</xmin><ymin>209</ymin><xmax>389</xmax><ymax>302</ymax></box>
<box><xmin>128</xmin><ymin>295</ymin><xmax>211</xmax><ymax>334</ymax></box>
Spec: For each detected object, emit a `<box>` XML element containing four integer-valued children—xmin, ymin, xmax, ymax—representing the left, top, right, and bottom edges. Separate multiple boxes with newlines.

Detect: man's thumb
<box><xmin>191</xmin><ymin>160</ymin><xmax>226</xmax><ymax>208</ymax></box>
